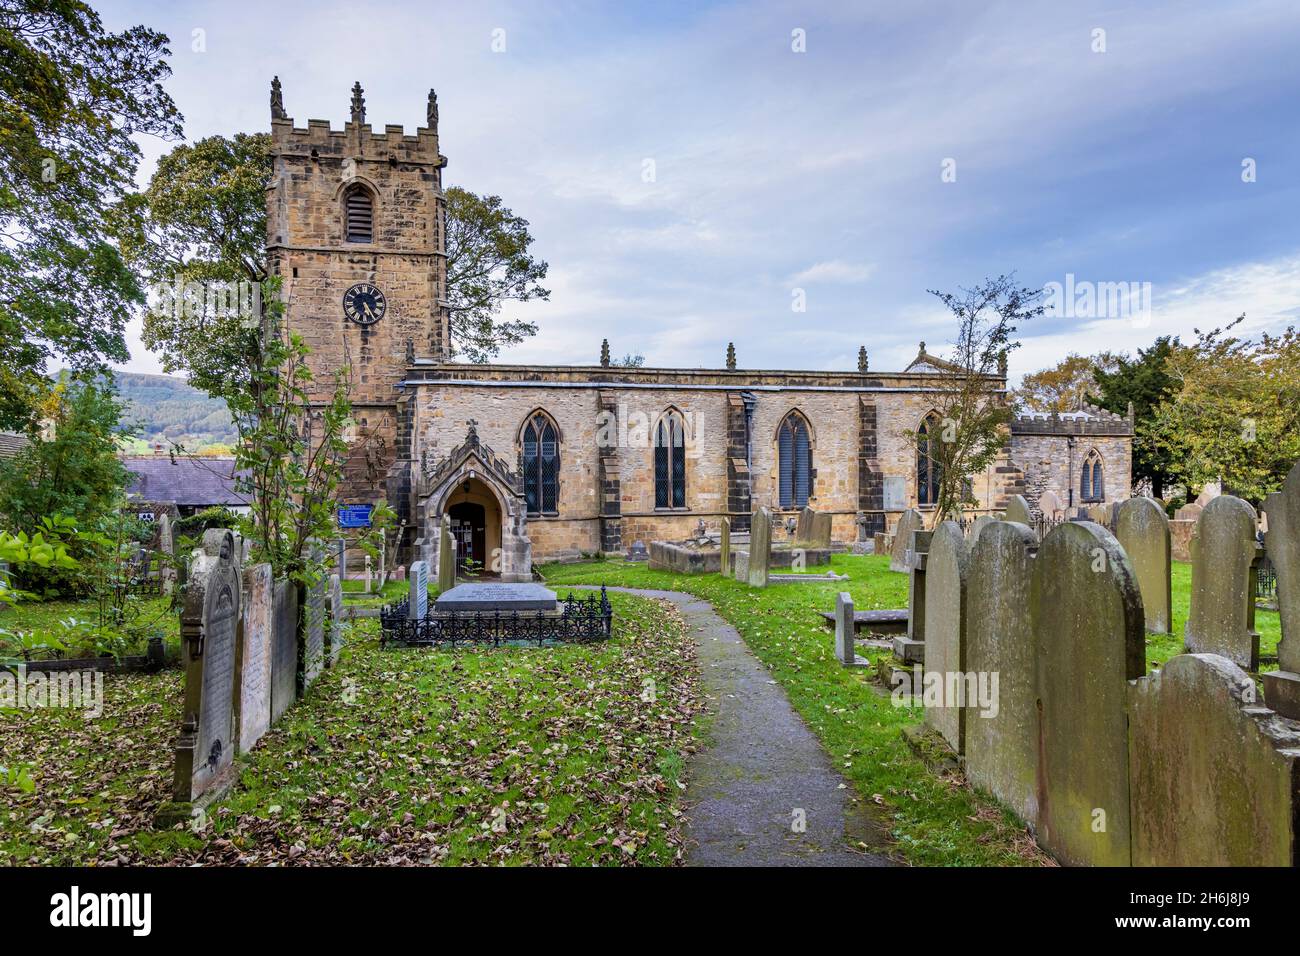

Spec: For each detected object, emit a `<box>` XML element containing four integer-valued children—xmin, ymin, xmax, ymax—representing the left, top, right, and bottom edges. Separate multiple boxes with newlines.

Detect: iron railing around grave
<box><xmin>1257</xmin><ymin>553</ymin><xmax>1278</xmax><ymax>604</ymax></box>
<box><xmin>380</xmin><ymin>587</ymin><xmax>613</xmax><ymax>648</ymax></box>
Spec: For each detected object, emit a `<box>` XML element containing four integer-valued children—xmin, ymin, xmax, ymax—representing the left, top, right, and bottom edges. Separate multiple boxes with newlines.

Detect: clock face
<box><xmin>343</xmin><ymin>283</ymin><xmax>387</xmax><ymax>326</ymax></box>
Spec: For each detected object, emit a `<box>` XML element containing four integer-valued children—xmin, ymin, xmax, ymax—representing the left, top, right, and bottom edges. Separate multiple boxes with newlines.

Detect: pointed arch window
<box><xmin>777</xmin><ymin>412</ymin><xmax>812</xmax><ymax>508</ymax></box>
<box><xmin>917</xmin><ymin>413</ymin><xmax>944</xmax><ymax>507</ymax></box>
<box><xmin>522</xmin><ymin>412</ymin><xmax>560</xmax><ymax>514</ymax></box>
<box><xmin>344</xmin><ymin>184</ymin><xmax>374</xmax><ymax>243</ymax></box>
<box><xmin>655</xmin><ymin>411</ymin><xmax>687</xmax><ymax>508</ymax></box>
<box><xmin>1081</xmin><ymin>450</ymin><xmax>1105</xmax><ymax>502</ymax></box>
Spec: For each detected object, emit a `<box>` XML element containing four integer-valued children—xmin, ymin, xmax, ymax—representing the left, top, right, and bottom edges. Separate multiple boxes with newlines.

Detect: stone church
<box><xmin>265</xmin><ymin>82</ymin><xmax>1133</xmax><ymax>579</ymax></box>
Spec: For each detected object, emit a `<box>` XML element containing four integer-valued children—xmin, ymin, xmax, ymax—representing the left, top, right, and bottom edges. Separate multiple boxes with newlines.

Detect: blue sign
<box><xmin>337</xmin><ymin>504</ymin><xmax>373</xmax><ymax>528</ymax></box>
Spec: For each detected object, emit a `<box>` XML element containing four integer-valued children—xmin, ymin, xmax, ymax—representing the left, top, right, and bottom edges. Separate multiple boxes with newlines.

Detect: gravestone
<box><xmin>326</xmin><ymin>573</ymin><xmax>344</xmax><ymax>666</ymax></box>
<box><xmin>969</xmin><ymin>513</ymin><xmax>998</xmax><ymax>544</ymax></box>
<box><xmin>270</xmin><ymin>578</ymin><xmax>298</xmax><ymax>723</ymax></box>
<box><xmin>1186</xmin><ymin>496</ymin><xmax>1261</xmax><ymax>670</ymax></box>
<box><xmin>171</xmin><ymin>529</ymin><xmax>241</xmax><ymax>803</ymax></box>
<box><xmin>890</xmin><ymin>509</ymin><xmax>925</xmax><ymax>573</ymax></box>
<box><xmin>158</xmin><ymin>513</ymin><xmax>177</xmax><ymax>596</ymax></box>
<box><xmin>409</xmin><ymin>560</ymin><xmax>429</xmax><ymax>620</ymax></box>
<box><xmin>234</xmin><ymin>563</ymin><xmax>273</xmax><ymax>754</ymax></box>
<box><xmin>794</xmin><ymin>506</ymin><xmax>832</xmax><ymax>549</ymax></box>
<box><xmin>626</xmin><ymin>540</ymin><xmax>649</xmax><ymax>562</ymax></box>
<box><xmin>906</xmin><ymin>530</ymin><xmax>932</xmax><ymax>644</ymax></box>
<box><xmin>1037</xmin><ymin>490</ymin><xmax>1065</xmax><ymax>519</ymax></box>
<box><xmin>719</xmin><ymin>518</ymin><xmax>730</xmax><ymax>575</ymax></box>
<box><xmin>436</xmin><ymin>582</ymin><xmax>558</xmax><ymax>612</ymax></box>
<box><xmin>1264</xmin><ymin>462</ymin><xmax>1300</xmax><ymax>717</ymax></box>
<box><xmin>747</xmin><ymin>509</ymin><xmax>771</xmax><ymax>587</ymax></box>
<box><xmin>1175</xmin><ymin>502</ymin><xmax>1203</xmax><ymax>522</ymax></box>
<box><xmin>922</xmin><ymin>522</ymin><xmax>970</xmax><ymax>754</ymax></box>
<box><xmin>364</xmin><ymin>553</ymin><xmax>372</xmax><ymax>593</ymax></box>
<box><xmin>1115</xmin><ymin>496</ymin><xmax>1173</xmax><ymax>634</ymax></box>
<box><xmin>1129</xmin><ymin>653</ymin><xmax>1300</xmax><ymax>866</ymax></box>
<box><xmin>834</xmin><ymin>592</ymin><xmax>866</xmax><ymax>667</ymax></box>
<box><xmin>301</xmin><ymin>568</ymin><xmax>326</xmax><ymax>691</ymax></box>
<box><xmin>964</xmin><ymin>521</ymin><xmax>1039</xmax><ymax>824</ymax></box>
<box><xmin>335</xmin><ymin>537</ymin><xmax>346</xmax><ymax>581</ymax></box>
<box><xmin>883</xmin><ymin>476</ymin><xmax>908</xmax><ymax>512</ymax></box>
<box><xmin>733</xmin><ymin>551</ymin><xmax>749</xmax><ymax>583</ymax></box>
<box><xmin>1004</xmin><ymin>495</ymin><xmax>1032</xmax><ymax>526</ymax></box>
<box><xmin>1032</xmin><ymin>521</ymin><xmax>1145</xmax><ymax>866</ymax></box>
<box><xmin>437</xmin><ymin>519</ymin><xmax>456</xmax><ymax>592</ymax></box>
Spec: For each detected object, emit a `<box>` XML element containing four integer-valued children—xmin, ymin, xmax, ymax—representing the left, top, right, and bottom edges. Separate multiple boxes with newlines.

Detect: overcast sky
<box><xmin>100</xmin><ymin>0</ymin><xmax>1300</xmax><ymax>381</ymax></box>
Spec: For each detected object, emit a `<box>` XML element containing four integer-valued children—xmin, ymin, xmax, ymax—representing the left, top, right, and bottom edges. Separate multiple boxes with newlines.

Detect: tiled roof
<box><xmin>123</xmin><ymin>456</ymin><xmax>249</xmax><ymax>508</ymax></box>
<box><xmin>0</xmin><ymin>431</ymin><xmax>29</xmax><ymax>459</ymax></box>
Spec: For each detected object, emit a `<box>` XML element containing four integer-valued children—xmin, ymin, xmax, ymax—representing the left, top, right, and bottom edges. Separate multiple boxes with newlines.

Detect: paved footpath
<box><xmin>584</xmin><ymin>586</ymin><xmax>893</xmax><ymax>867</ymax></box>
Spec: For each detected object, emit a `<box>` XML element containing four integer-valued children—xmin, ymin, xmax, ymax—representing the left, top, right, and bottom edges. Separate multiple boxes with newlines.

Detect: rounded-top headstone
<box><xmin>1115</xmin><ymin>496</ymin><xmax>1173</xmax><ymax>634</ymax></box>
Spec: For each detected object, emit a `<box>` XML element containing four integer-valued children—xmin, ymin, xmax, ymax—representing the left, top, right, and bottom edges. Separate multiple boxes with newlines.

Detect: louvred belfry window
<box><xmin>522</xmin><ymin>413</ymin><xmax>559</xmax><ymax>514</ymax></box>
<box><xmin>655</xmin><ymin>412</ymin><xmax>687</xmax><ymax>508</ymax></box>
<box><xmin>917</xmin><ymin>413</ymin><xmax>943</xmax><ymax>506</ymax></box>
<box><xmin>344</xmin><ymin>185</ymin><xmax>374</xmax><ymax>243</ymax></box>
<box><xmin>777</xmin><ymin>413</ymin><xmax>811</xmax><ymax>508</ymax></box>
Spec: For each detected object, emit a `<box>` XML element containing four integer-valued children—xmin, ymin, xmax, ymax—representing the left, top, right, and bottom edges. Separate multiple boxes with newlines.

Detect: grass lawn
<box><xmin>0</xmin><ymin>596</ymin><xmax>178</xmax><ymax>662</ymax></box>
<box><xmin>541</xmin><ymin>553</ymin><xmax>1049</xmax><ymax>866</ymax></box>
<box><xmin>1145</xmin><ymin>560</ymin><xmax>1280</xmax><ymax>670</ymax></box>
<box><xmin>0</xmin><ymin>591</ymin><xmax>701</xmax><ymax>866</ymax></box>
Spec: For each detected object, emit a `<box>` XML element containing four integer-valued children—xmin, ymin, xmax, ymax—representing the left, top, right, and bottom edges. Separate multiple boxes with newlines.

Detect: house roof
<box><xmin>123</xmin><ymin>456</ymin><xmax>249</xmax><ymax>508</ymax></box>
<box><xmin>0</xmin><ymin>431</ymin><xmax>29</xmax><ymax>459</ymax></box>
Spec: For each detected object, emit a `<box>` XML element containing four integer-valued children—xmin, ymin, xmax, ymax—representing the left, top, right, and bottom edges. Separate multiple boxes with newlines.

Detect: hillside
<box><xmin>113</xmin><ymin>372</ymin><xmax>236</xmax><ymax>450</ymax></box>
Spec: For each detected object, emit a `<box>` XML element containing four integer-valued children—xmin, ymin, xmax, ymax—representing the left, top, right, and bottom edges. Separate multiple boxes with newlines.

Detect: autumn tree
<box><xmin>911</xmin><ymin>275</ymin><xmax>1045</xmax><ymax>519</ymax></box>
<box><xmin>1013</xmin><ymin>352</ymin><xmax>1119</xmax><ymax>412</ymax></box>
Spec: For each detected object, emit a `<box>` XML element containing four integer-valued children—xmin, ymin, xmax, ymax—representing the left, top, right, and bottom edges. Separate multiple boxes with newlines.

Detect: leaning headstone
<box><xmin>171</xmin><ymin>529</ymin><xmax>241</xmax><ymax>803</ymax></box>
<box><xmin>1004</xmin><ymin>495</ymin><xmax>1032</xmax><ymax>526</ymax></box>
<box><xmin>1129</xmin><ymin>653</ymin><xmax>1300</xmax><ymax>866</ymax></box>
<box><xmin>719</xmin><ymin>518</ymin><xmax>731</xmax><ymax>575</ymax></box>
<box><xmin>890</xmin><ymin>509</ymin><xmax>925</xmax><ymax>573</ymax></box>
<box><xmin>747</xmin><ymin>509</ymin><xmax>772</xmax><ymax>587</ymax></box>
<box><xmin>964</xmin><ymin>521</ymin><xmax>1039</xmax><ymax>824</ymax></box>
<box><xmin>1186</xmin><ymin>496</ymin><xmax>1261</xmax><ymax>670</ymax></box>
<box><xmin>1032</xmin><ymin>521</ymin><xmax>1145</xmax><ymax>866</ymax></box>
<box><xmin>270</xmin><ymin>579</ymin><xmax>298</xmax><ymax>723</ymax></box>
<box><xmin>1264</xmin><ymin>462</ymin><xmax>1300</xmax><ymax>717</ymax></box>
<box><xmin>233</xmin><ymin>563</ymin><xmax>273</xmax><ymax>754</ymax></box>
<box><xmin>834</xmin><ymin>592</ymin><xmax>866</xmax><ymax>667</ymax></box>
<box><xmin>301</xmin><ymin>567</ymin><xmax>326</xmax><ymax>692</ymax></box>
<box><xmin>1037</xmin><ymin>490</ymin><xmax>1065</xmax><ymax>520</ymax></box>
<box><xmin>922</xmin><ymin>522</ymin><xmax>971</xmax><ymax>754</ymax></box>
<box><xmin>794</xmin><ymin>506</ymin><xmax>832</xmax><ymax>550</ymax></box>
<box><xmin>409</xmin><ymin>560</ymin><xmax>429</xmax><ymax>620</ymax></box>
<box><xmin>158</xmin><ymin>513</ymin><xmax>177</xmax><ymax>596</ymax></box>
<box><xmin>1115</xmin><ymin>496</ymin><xmax>1173</xmax><ymax>634</ymax></box>
<box><xmin>438</xmin><ymin>519</ymin><xmax>456</xmax><ymax>591</ymax></box>
<box><xmin>326</xmin><ymin>573</ymin><xmax>344</xmax><ymax>666</ymax></box>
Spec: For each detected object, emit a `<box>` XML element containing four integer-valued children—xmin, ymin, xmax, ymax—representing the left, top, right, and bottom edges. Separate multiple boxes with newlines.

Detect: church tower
<box><xmin>266</xmin><ymin>78</ymin><xmax>450</xmax><ymax>547</ymax></box>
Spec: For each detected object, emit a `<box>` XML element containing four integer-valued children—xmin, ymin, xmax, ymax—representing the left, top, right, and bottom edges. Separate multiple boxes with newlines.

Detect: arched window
<box><xmin>521</xmin><ymin>412</ymin><xmax>559</xmax><ymax>514</ymax></box>
<box><xmin>344</xmin><ymin>184</ymin><xmax>374</xmax><ymax>243</ymax></box>
<box><xmin>655</xmin><ymin>411</ymin><xmax>687</xmax><ymax>508</ymax></box>
<box><xmin>1081</xmin><ymin>450</ymin><xmax>1105</xmax><ymax>502</ymax></box>
<box><xmin>917</xmin><ymin>413</ymin><xmax>943</xmax><ymax>507</ymax></box>
<box><xmin>777</xmin><ymin>412</ymin><xmax>812</xmax><ymax>508</ymax></box>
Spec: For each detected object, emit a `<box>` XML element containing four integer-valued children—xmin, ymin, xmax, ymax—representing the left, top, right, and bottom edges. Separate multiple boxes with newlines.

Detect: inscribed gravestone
<box><xmin>1186</xmin><ymin>496</ymin><xmax>1261</xmax><ymax>670</ymax></box>
<box><xmin>301</xmin><ymin>567</ymin><xmax>326</xmax><ymax>691</ymax></box>
<box><xmin>1004</xmin><ymin>495</ymin><xmax>1032</xmax><ymax>526</ymax></box>
<box><xmin>922</xmin><ymin>522</ymin><xmax>970</xmax><ymax>754</ymax></box>
<box><xmin>158</xmin><ymin>512</ymin><xmax>176</xmax><ymax>595</ymax></box>
<box><xmin>1264</xmin><ymin>461</ymin><xmax>1300</xmax><ymax>716</ymax></box>
<box><xmin>719</xmin><ymin>517</ymin><xmax>730</xmax><ymax>576</ymax></box>
<box><xmin>437</xmin><ymin>519</ymin><xmax>455</xmax><ymax>592</ymax></box>
<box><xmin>270</xmin><ymin>578</ymin><xmax>298</xmax><ymax>723</ymax></box>
<box><xmin>747</xmin><ymin>509</ymin><xmax>772</xmax><ymax>587</ymax></box>
<box><xmin>172</xmin><ymin>529</ymin><xmax>240</xmax><ymax>802</ymax></box>
<box><xmin>794</xmin><ymin>506</ymin><xmax>832</xmax><ymax>549</ymax></box>
<box><xmin>1115</xmin><ymin>496</ymin><xmax>1173</xmax><ymax>634</ymax></box>
<box><xmin>1037</xmin><ymin>490</ymin><xmax>1065</xmax><ymax>519</ymax></box>
<box><xmin>733</xmin><ymin>550</ymin><xmax>749</xmax><ymax>583</ymax></box>
<box><xmin>1032</xmin><ymin>521</ymin><xmax>1145</xmax><ymax>866</ymax></box>
<box><xmin>890</xmin><ymin>509</ymin><xmax>924</xmax><ymax>573</ymax></box>
<box><xmin>234</xmin><ymin>563</ymin><xmax>273</xmax><ymax>753</ymax></box>
<box><xmin>1129</xmin><ymin>653</ymin><xmax>1300</xmax><ymax>866</ymax></box>
<box><xmin>964</xmin><ymin>521</ymin><xmax>1039</xmax><ymax>824</ymax></box>
<box><xmin>326</xmin><ymin>573</ymin><xmax>344</xmax><ymax>666</ymax></box>
<box><xmin>409</xmin><ymin>560</ymin><xmax>429</xmax><ymax>620</ymax></box>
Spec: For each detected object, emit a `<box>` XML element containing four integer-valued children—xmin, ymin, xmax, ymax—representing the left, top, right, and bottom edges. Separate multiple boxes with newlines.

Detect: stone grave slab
<box><xmin>435</xmin><ymin>582</ymin><xmax>558</xmax><ymax>613</ymax></box>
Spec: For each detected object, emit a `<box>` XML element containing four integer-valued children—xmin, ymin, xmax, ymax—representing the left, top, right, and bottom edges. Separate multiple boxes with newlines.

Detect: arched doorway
<box><xmin>443</xmin><ymin>476</ymin><xmax>504</xmax><ymax>574</ymax></box>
